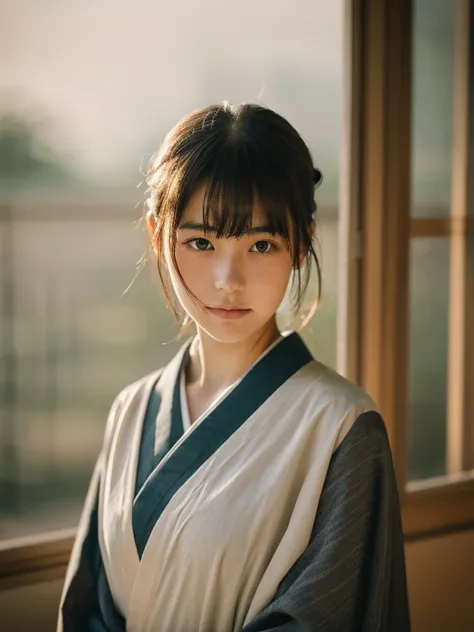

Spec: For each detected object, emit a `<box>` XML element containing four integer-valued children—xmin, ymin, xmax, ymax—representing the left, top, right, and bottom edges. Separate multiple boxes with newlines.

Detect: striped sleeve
<box><xmin>242</xmin><ymin>411</ymin><xmax>411</xmax><ymax>632</ymax></box>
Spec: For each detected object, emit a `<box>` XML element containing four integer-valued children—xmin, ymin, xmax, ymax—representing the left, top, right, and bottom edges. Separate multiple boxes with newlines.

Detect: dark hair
<box><xmin>146</xmin><ymin>102</ymin><xmax>322</xmax><ymax>329</ymax></box>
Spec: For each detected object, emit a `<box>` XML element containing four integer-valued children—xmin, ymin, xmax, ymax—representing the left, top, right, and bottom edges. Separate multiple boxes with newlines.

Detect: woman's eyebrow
<box><xmin>178</xmin><ymin>221</ymin><xmax>276</xmax><ymax>235</ymax></box>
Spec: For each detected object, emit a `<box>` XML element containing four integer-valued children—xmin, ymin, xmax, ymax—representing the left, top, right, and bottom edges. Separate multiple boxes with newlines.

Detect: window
<box><xmin>5</xmin><ymin>0</ymin><xmax>472</xmax><ymax>588</ymax></box>
<box><xmin>409</xmin><ymin>0</ymin><xmax>474</xmax><ymax>484</ymax></box>
<box><xmin>0</xmin><ymin>0</ymin><xmax>345</xmax><ymax>546</ymax></box>
<box><xmin>408</xmin><ymin>0</ymin><xmax>455</xmax><ymax>481</ymax></box>
<box><xmin>349</xmin><ymin>0</ymin><xmax>474</xmax><ymax>538</ymax></box>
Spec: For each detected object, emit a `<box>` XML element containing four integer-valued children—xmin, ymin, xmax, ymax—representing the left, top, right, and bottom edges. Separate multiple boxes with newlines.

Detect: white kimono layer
<box><xmin>58</xmin><ymin>332</ymin><xmax>410</xmax><ymax>632</ymax></box>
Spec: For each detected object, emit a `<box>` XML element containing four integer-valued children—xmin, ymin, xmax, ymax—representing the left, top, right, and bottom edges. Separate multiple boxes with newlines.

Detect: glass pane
<box><xmin>408</xmin><ymin>237</ymin><xmax>450</xmax><ymax>481</ymax></box>
<box><xmin>0</xmin><ymin>214</ymin><xmax>181</xmax><ymax>535</ymax></box>
<box><xmin>0</xmin><ymin>1</ymin><xmax>344</xmax><ymax>540</ymax></box>
<box><xmin>411</xmin><ymin>0</ymin><xmax>455</xmax><ymax>218</ymax></box>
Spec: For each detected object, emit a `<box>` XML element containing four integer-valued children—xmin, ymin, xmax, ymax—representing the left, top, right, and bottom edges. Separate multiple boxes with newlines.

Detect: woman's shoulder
<box><xmin>298</xmin><ymin>359</ymin><xmax>384</xmax><ymax>449</ymax></box>
<box><xmin>102</xmin><ymin>368</ymin><xmax>164</xmax><ymax>445</ymax></box>
<box><xmin>113</xmin><ymin>367</ymin><xmax>165</xmax><ymax>410</ymax></box>
<box><xmin>301</xmin><ymin>359</ymin><xmax>378</xmax><ymax>413</ymax></box>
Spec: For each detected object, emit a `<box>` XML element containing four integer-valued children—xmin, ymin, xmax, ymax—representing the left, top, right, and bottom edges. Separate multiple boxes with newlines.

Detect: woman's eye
<box><xmin>188</xmin><ymin>238</ymin><xmax>212</xmax><ymax>251</ymax></box>
<box><xmin>251</xmin><ymin>240</ymin><xmax>273</xmax><ymax>254</ymax></box>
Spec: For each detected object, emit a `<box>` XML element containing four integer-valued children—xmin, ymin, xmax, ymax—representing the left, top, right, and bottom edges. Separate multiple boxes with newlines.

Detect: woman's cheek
<box><xmin>176</xmin><ymin>251</ymin><xmax>209</xmax><ymax>295</ymax></box>
<box><xmin>251</xmin><ymin>255</ymin><xmax>292</xmax><ymax>289</ymax></box>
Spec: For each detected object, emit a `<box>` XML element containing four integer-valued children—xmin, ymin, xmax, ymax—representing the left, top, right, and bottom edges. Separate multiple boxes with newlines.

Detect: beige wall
<box><xmin>1</xmin><ymin>531</ymin><xmax>473</xmax><ymax>632</ymax></box>
<box><xmin>405</xmin><ymin>530</ymin><xmax>474</xmax><ymax>632</ymax></box>
<box><xmin>0</xmin><ymin>579</ymin><xmax>62</xmax><ymax>632</ymax></box>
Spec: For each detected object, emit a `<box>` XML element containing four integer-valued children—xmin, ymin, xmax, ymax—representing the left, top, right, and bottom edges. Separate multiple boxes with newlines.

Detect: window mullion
<box><xmin>337</xmin><ymin>0</ymin><xmax>363</xmax><ymax>383</ymax></box>
<box><xmin>355</xmin><ymin>0</ymin><xmax>412</xmax><ymax>490</ymax></box>
<box><xmin>447</xmin><ymin>0</ymin><xmax>474</xmax><ymax>475</ymax></box>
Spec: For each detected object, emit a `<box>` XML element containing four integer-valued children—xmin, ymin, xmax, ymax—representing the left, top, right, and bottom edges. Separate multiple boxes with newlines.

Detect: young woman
<box><xmin>58</xmin><ymin>103</ymin><xmax>410</xmax><ymax>632</ymax></box>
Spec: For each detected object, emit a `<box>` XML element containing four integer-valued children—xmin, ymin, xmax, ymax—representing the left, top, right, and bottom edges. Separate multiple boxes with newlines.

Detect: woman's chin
<box><xmin>194</xmin><ymin>316</ymin><xmax>262</xmax><ymax>345</ymax></box>
<box><xmin>194</xmin><ymin>313</ymin><xmax>281</xmax><ymax>347</ymax></box>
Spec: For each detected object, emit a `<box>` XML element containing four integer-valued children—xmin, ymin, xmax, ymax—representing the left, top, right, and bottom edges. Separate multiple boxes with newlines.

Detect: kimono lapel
<box><xmin>134</xmin><ymin>345</ymin><xmax>190</xmax><ymax>497</ymax></box>
<box><xmin>152</xmin><ymin>341</ymin><xmax>189</xmax><ymax>456</ymax></box>
<box><xmin>98</xmin><ymin>341</ymin><xmax>191</xmax><ymax>621</ymax></box>
<box><xmin>98</xmin><ymin>368</ymin><xmax>160</xmax><ymax>619</ymax></box>
<box><xmin>132</xmin><ymin>332</ymin><xmax>313</xmax><ymax>559</ymax></box>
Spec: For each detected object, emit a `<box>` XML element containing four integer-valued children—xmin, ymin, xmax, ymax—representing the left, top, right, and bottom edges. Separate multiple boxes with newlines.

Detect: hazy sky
<box><xmin>1</xmin><ymin>1</ymin><xmax>343</xmax><ymax>178</ymax></box>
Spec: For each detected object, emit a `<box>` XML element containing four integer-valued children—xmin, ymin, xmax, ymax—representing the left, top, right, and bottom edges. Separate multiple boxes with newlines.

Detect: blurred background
<box><xmin>0</xmin><ymin>0</ymin><xmax>344</xmax><ymax>540</ymax></box>
<box><xmin>0</xmin><ymin>0</ymin><xmax>456</xmax><ymax>537</ymax></box>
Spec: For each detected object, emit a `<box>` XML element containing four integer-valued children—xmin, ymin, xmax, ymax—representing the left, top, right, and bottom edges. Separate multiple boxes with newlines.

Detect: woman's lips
<box><xmin>206</xmin><ymin>307</ymin><xmax>252</xmax><ymax>320</ymax></box>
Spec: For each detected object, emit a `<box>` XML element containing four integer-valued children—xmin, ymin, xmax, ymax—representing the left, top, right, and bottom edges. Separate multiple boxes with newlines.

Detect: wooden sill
<box><xmin>0</xmin><ymin>529</ymin><xmax>74</xmax><ymax>591</ymax></box>
<box><xmin>402</xmin><ymin>472</ymin><xmax>474</xmax><ymax>540</ymax></box>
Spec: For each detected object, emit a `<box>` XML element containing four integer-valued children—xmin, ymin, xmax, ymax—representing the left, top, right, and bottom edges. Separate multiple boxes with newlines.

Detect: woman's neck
<box><xmin>186</xmin><ymin>319</ymin><xmax>281</xmax><ymax>394</ymax></box>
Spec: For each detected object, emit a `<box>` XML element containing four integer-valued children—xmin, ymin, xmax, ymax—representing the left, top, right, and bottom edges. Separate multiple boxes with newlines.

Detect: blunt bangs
<box><xmin>174</xmin><ymin>143</ymin><xmax>297</xmax><ymax>246</ymax></box>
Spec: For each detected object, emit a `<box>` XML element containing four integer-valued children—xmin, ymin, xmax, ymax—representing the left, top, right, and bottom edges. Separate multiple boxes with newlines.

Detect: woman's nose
<box><xmin>213</xmin><ymin>254</ymin><xmax>245</xmax><ymax>293</ymax></box>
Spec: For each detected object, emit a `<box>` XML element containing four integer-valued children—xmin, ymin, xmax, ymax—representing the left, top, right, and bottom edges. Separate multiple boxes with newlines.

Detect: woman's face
<box><xmin>164</xmin><ymin>182</ymin><xmax>294</xmax><ymax>344</ymax></box>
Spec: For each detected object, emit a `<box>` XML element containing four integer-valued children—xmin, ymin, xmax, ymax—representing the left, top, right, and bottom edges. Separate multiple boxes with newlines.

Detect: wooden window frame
<box><xmin>343</xmin><ymin>0</ymin><xmax>474</xmax><ymax>540</ymax></box>
<box><xmin>2</xmin><ymin>0</ymin><xmax>474</xmax><ymax>594</ymax></box>
<box><xmin>446</xmin><ymin>0</ymin><xmax>474</xmax><ymax>476</ymax></box>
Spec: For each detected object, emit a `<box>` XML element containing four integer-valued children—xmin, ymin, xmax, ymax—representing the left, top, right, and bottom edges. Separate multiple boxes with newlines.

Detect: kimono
<box><xmin>57</xmin><ymin>332</ymin><xmax>411</xmax><ymax>632</ymax></box>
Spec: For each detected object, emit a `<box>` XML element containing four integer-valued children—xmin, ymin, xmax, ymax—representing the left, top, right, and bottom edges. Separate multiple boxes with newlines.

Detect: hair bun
<box><xmin>313</xmin><ymin>168</ymin><xmax>323</xmax><ymax>187</ymax></box>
